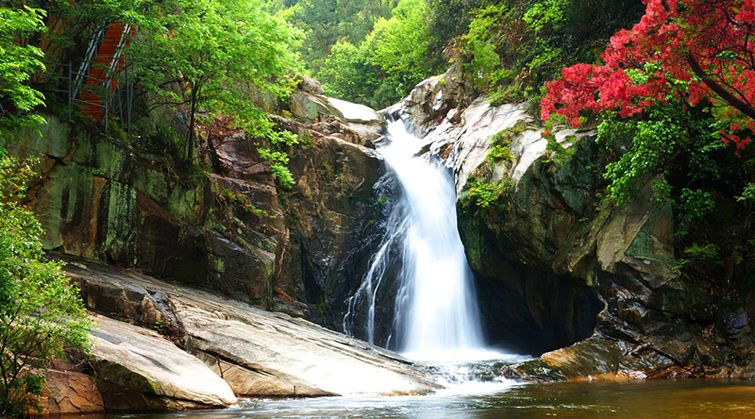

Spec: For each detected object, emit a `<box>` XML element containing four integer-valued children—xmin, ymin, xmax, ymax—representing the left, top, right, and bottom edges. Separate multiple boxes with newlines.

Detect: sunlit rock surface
<box><xmin>384</xmin><ymin>69</ymin><xmax>587</xmax><ymax>194</ymax></box>
<box><xmin>90</xmin><ymin>314</ymin><xmax>237</xmax><ymax>411</ymax></box>
<box><xmin>67</xmin><ymin>257</ymin><xmax>440</xmax><ymax>398</ymax></box>
<box><xmin>289</xmin><ymin>78</ymin><xmax>385</xmax><ymax>144</ymax></box>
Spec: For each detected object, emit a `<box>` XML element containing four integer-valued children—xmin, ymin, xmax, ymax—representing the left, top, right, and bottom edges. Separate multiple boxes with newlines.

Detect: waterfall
<box><xmin>345</xmin><ymin>119</ymin><xmax>497</xmax><ymax>362</ymax></box>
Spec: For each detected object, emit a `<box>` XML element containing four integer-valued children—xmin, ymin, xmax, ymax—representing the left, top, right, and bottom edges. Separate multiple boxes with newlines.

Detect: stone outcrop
<box><xmin>395</xmin><ymin>68</ymin><xmax>754</xmax><ymax>379</ymax></box>
<box><xmin>67</xmin><ymin>257</ymin><xmax>440</xmax><ymax>399</ymax></box>
<box><xmin>37</xmin><ymin>369</ymin><xmax>104</xmax><ymax>415</ymax></box>
<box><xmin>89</xmin><ymin>314</ymin><xmax>237</xmax><ymax>411</ymax></box>
<box><xmin>9</xmin><ymin>85</ymin><xmax>388</xmax><ymax>329</ymax></box>
<box><xmin>290</xmin><ymin>80</ymin><xmax>385</xmax><ymax>145</ymax></box>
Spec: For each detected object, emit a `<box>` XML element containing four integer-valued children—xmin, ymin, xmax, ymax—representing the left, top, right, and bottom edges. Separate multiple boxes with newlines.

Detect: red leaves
<box><xmin>541</xmin><ymin>64</ymin><xmax>611</xmax><ymax>125</ymax></box>
<box><xmin>737</xmin><ymin>0</ymin><xmax>755</xmax><ymax>24</ymax></box>
<box><xmin>541</xmin><ymin>0</ymin><xmax>755</xmax><ymax>148</ymax></box>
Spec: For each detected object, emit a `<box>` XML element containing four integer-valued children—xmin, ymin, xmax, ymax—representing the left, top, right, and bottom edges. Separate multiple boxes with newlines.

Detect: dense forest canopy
<box><xmin>288</xmin><ymin>0</ymin><xmax>645</xmax><ymax>108</ymax></box>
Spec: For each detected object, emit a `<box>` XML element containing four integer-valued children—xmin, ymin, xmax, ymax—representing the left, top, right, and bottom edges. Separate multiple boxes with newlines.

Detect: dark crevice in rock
<box><xmin>474</xmin><ymin>268</ymin><xmax>603</xmax><ymax>356</ymax></box>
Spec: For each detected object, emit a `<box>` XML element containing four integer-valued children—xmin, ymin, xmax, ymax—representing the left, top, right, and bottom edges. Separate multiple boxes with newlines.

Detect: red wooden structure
<box><xmin>78</xmin><ymin>22</ymin><xmax>132</xmax><ymax>121</ymax></box>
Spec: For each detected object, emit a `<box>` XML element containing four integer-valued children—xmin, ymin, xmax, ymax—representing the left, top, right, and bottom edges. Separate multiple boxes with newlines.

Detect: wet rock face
<box><xmin>458</xmin><ymin>139</ymin><xmax>606</xmax><ymax>355</ymax></box>
<box><xmin>280</xmin><ymin>118</ymin><xmax>387</xmax><ymax>330</ymax></box>
<box><xmin>13</xmin><ymin>90</ymin><xmax>387</xmax><ymax>327</ymax></box>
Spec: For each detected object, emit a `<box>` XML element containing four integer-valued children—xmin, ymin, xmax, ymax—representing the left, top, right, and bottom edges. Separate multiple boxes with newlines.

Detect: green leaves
<box><xmin>258</xmin><ymin>148</ymin><xmax>295</xmax><ymax>188</ymax></box>
<box><xmin>0</xmin><ymin>151</ymin><xmax>91</xmax><ymax>416</ymax></box>
<box><xmin>596</xmin><ymin>100</ymin><xmax>733</xmax><ymax>233</ymax></box>
<box><xmin>523</xmin><ymin>0</ymin><xmax>567</xmax><ymax>32</ymax></box>
<box><xmin>290</xmin><ymin>0</ymin><xmax>393</xmax><ymax>73</ymax></box>
<box><xmin>316</xmin><ymin>0</ymin><xmax>434</xmax><ymax>109</ymax></box>
<box><xmin>125</xmin><ymin>0</ymin><xmax>302</xmax><ymax>169</ymax></box>
<box><xmin>0</xmin><ymin>6</ymin><xmax>47</xmax><ymax>142</ymax></box>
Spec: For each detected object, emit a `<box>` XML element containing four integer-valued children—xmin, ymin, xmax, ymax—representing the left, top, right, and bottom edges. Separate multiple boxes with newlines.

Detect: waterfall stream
<box><xmin>345</xmin><ymin>119</ymin><xmax>507</xmax><ymax>363</ymax></box>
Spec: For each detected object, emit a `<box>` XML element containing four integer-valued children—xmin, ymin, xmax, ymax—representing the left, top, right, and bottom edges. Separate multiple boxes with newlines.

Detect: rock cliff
<box><xmin>9</xmin><ymin>79</ymin><xmax>387</xmax><ymax>328</ymax></box>
<box><xmin>391</xmin><ymin>66</ymin><xmax>755</xmax><ymax>380</ymax></box>
<box><xmin>9</xmin><ymin>80</ymin><xmax>415</xmax><ymax>414</ymax></box>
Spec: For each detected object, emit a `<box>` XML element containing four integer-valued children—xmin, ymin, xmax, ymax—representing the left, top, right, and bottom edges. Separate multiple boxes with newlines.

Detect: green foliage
<box><xmin>316</xmin><ymin>0</ymin><xmax>434</xmax><ymax>109</ymax></box>
<box><xmin>736</xmin><ymin>183</ymin><xmax>755</xmax><ymax>204</ymax></box>
<box><xmin>290</xmin><ymin>0</ymin><xmax>394</xmax><ymax>73</ymax></box>
<box><xmin>126</xmin><ymin>0</ymin><xmax>302</xmax><ymax>160</ymax></box>
<box><xmin>259</xmin><ymin>148</ymin><xmax>295</xmax><ymax>188</ymax></box>
<box><xmin>487</xmin><ymin>120</ymin><xmax>527</xmax><ymax>163</ymax></box>
<box><xmin>0</xmin><ymin>151</ymin><xmax>90</xmax><ymax>416</ymax></box>
<box><xmin>595</xmin><ymin>100</ymin><xmax>743</xmax><ymax>234</ymax></box>
<box><xmin>459</xmin><ymin>175</ymin><xmax>513</xmax><ymax>209</ymax></box>
<box><xmin>683</xmin><ymin>243</ymin><xmax>718</xmax><ymax>260</ymax></box>
<box><xmin>460</xmin><ymin>179</ymin><xmax>498</xmax><ymax>208</ymax></box>
<box><xmin>0</xmin><ymin>6</ymin><xmax>46</xmax><ymax>141</ymax></box>
<box><xmin>317</xmin><ymin>40</ymin><xmax>379</xmax><ymax>106</ymax></box>
<box><xmin>678</xmin><ymin>188</ymin><xmax>716</xmax><ymax>225</ymax></box>
<box><xmin>426</xmin><ymin>0</ymin><xmax>486</xmax><ymax>63</ymax></box>
<box><xmin>461</xmin><ymin>4</ymin><xmax>506</xmax><ymax>90</ymax></box>
<box><xmin>458</xmin><ymin>0</ymin><xmax>645</xmax><ymax>102</ymax></box>
<box><xmin>523</xmin><ymin>0</ymin><xmax>566</xmax><ymax>32</ymax></box>
<box><xmin>222</xmin><ymin>190</ymin><xmax>272</xmax><ymax>218</ymax></box>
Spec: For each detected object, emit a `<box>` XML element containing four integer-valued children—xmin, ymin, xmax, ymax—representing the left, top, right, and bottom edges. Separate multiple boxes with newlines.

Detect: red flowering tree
<box><xmin>541</xmin><ymin>0</ymin><xmax>755</xmax><ymax>151</ymax></box>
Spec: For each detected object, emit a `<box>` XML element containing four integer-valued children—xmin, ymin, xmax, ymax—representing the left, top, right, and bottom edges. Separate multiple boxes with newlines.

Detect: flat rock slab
<box><xmin>66</xmin><ymin>258</ymin><xmax>440</xmax><ymax>398</ymax></box>
<box><xmin>90</xmin><ymin>314</ymin><xmax>237</xmax><ymax>410</ymax></box>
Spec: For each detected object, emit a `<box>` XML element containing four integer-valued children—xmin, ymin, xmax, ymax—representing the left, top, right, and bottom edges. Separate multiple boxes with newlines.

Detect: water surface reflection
<box><xmin>90</xmin><ymin>380</ymin><xmax>755</xmax><ymax>418</ymax></box>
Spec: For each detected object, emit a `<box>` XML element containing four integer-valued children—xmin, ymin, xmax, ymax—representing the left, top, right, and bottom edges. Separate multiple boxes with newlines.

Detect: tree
<box><xmin>426</xmin><ymin>0</ymin><xmax>487</xmax><ymax>66</ymax></box>
<box><xmin>0</xmin><ymin>7</ymin><xmax>90</xmax><ymax>415</ymax></box>
<box><xmin>316</xmin><ymin>0</ymin><xmax>433</xmax><ymax>108</ymax></box>
<box><xmin>0</xmin><ymin>152</ymin><xmax>91</xmax><ymax>416</ymax></box>
<box><xmin>541</xmin><ymin>0</ymin><xmax>755</xmax><ymax>151</ymax></box>
<box><xmin>127</xmin><ymin>0</ymin><xmax>302</xmax><ymax>164</ymax></box>
<box><xmin>0</xmin><ymin>6</ymin><xmax>46</xmax><ymax>142</ymax></box>
<box><xmin>318</xmin><ymin>40</ymin><xmax>381</xmax><ymax>106</ymax></box>
<box><xmin>455</xmin><ymin>0</ymin><xmax>644</xmax><ymax>101</ymax></box>
<box><xmin>290</xmin><ymin>0</ymin><xmax>394</xmax><ymax>72</ymax></box>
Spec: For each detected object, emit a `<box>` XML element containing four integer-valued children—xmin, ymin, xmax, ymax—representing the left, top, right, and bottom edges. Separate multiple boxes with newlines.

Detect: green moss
<box><xmin>222</xmin><ymin>190</ymin><xmax>274</xmax><ymax>219</ymax></box>
<box><xmin>486</xmin><ymin>120</ymin><xmax>527</xmax><ymax>163</ymax></box>
<box><xmin>459</xmin><ymin>175</ymin><xmax>514</xmax><ymax>210</ymax></box>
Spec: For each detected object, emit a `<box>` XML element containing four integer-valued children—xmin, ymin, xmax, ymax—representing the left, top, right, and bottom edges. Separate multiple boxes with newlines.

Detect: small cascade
<box><xmin>345</xmin><ymin>119</ymin><xmax>508</xmax><ymax>363</ymax></box>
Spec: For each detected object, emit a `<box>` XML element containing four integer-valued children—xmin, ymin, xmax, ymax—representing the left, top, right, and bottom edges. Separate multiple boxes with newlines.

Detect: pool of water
<box><xmin>94</xmin><ymin>380</ymin><xmax>755</xmax><ymax>418</ymax></box>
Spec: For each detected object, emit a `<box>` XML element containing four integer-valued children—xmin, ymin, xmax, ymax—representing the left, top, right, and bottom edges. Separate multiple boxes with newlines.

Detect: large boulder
<box><xmin>89</xmin><ymin>315</ymin><xmax>237</xmax><ymax>411</ymax></box>
<box><xmin>67</xmin><ymin>257</ymin><xmax>440</xmax><ymax>398</ymax></box>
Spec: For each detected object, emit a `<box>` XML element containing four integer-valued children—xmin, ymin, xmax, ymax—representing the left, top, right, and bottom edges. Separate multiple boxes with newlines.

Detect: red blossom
<box><xmin>541</xmin><ymin>0</ymin><xmax>755</xmax><ymax>149</ymax></box>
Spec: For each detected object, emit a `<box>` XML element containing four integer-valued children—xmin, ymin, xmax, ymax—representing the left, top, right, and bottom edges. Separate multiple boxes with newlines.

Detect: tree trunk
<box><xmin>187</xmin><ymin>87</ymin><xmax>198</xmax><ymax>163</ymax></box>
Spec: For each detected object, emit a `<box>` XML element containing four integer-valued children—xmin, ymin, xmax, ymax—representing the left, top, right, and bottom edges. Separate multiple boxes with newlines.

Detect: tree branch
<box><xmin>688</xmin><ymin>54</ymin><xmax>755</xmax><ymax>121</ymax></box>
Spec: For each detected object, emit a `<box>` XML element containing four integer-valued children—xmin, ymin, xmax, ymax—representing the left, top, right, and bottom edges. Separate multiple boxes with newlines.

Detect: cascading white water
<box><xmin>383</xmin><ymin>120</ymin><xmax>486</xmax><ymax>361</ymax></box>
<box><xmin>345</xmin><ymin>119</ymin><xmax>505</xmax><ymax>363</ymax></box>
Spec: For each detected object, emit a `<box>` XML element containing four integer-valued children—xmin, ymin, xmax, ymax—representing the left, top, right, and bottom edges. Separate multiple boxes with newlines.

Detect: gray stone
<box><xmin>90</xmin><ymin>314</ymin><xmax>237</xmax><ymax>411</ymax></box>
